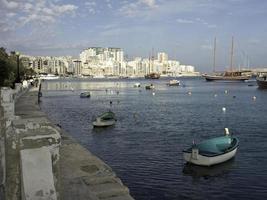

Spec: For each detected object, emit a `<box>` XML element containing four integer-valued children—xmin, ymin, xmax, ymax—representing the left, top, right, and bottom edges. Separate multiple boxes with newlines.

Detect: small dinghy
<box><xmin>145</xmin><ymin>84</ymin><xmax>155</xmax><ymax>90</ymax></box>
<box><xmin>167</xmin><ymin>79</ymin><xmax>180</xmax><ymax>86</ymax></box>
<box><xmin>80</xmin><ymin>92</ymin><xmax>91</xmax><ymax>98</ymax></box>
<box><xmin>183</xmin><ymin>128</ymin><xmax>239</xmax><ymax>166</ymax></box>
<box><xmin>93</xmin><ymin>111</ymin><xmax>116</xmax><ymax>127</ymax></box>
<box><xmin>134</xmin><ymin>83</ymin><xmax>141</xmax><ymax>87</ymax></box>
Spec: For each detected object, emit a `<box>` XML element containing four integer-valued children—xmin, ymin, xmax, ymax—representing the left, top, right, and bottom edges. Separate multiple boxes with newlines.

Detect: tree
<box><xmin>0</xmin><ymin>48</ymin><xmax>18</xmax><ymax>87</ymax></box>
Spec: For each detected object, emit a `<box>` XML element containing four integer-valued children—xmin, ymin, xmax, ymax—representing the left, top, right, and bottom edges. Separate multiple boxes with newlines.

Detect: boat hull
<box><xmin>203</xmin><ymin>75</ymin><xmax>249</xmax><ymax>82</ymax></box>
<box><xmin>93</xmin><ymin>119</ymin><xmax>116</xmax><ymax>127</ymax></box>
<box><xmin>144</xmin><ymin>73</ymin><xmax>160</xmax><ymax>79</ymax></box>
<box><xmin>256</xmin><ymin>77</ymin><xmax>267</xmax><ymax>89</ymax></box>
<box><xmin>183</xmin><ymin>147</ymin><xmax>237</xmax><ymax>166</ymax></box>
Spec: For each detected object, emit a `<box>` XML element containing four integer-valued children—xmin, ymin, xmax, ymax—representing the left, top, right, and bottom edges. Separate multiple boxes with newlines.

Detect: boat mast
<box><xmin>230</xmin><ymin>36</ymin><xmax>234</xmax><ymax>74</ymax></box>
<box><xmin>148</xmin><ymin>53</ymin><xmax>151</xmax><ymax>74</ymax></box>
<box><xmin>213</xmin><ymin>37</ymin><xmax>216</xmax><ymax>73</ymax></box>
<box><xmin>152</xmin><ymin>47</ymin><xmax>154</xmax><ymax>73</ymax></box>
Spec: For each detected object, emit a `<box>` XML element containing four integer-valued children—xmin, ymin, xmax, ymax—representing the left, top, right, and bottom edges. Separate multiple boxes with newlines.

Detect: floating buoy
<box><xmin>252</xmin><ymin>96</ymin><xmax>256</xmax><ymax>100</ymax></box>
<box><xmin>222</xmin><ymin>107</ymin><xmax>226</xmax><ymax>112</ymax></box>
<box><xmin>224</xmin><ymin>128</ymin><xmax>230</xmax><ymax>135</ymax></box>
<box><xmin>152</xmin><ymin>92</ymin><xmax>155</xmax><ymax>96</ymax></box>
<box><xmin>233</xmin><ymin>96</ymin><xmax>236</xmax><ymax>98</ymax></box>
<box><xmin>214</xmin><ymin>94</ymin><xmax>217</xmax><ymax>97</ymax></box>
<box><xmin>225</xmin><ymin>90</ymin><xmax>228</xmax><ymax>94</ymax></box>
<box><xmin>188</xmin><ymin>91</ymin><xmax>192</xmax><ymax>95</ymax></box>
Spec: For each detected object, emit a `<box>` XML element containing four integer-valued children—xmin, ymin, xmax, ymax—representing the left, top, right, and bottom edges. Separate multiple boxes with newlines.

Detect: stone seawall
<box><xmin>0</xmin><ymin>84</ymin><xmax>134</xmax><ymax>200</ymax></box>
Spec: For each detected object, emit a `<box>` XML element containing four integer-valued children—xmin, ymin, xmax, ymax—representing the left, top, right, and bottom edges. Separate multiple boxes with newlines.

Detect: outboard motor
<box><xmin>191</xmin><ymin>145</ymin><xmax>199</xmax><ymax>160</ymax></box>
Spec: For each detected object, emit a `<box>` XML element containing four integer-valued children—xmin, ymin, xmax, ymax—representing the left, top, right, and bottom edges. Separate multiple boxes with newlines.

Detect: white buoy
<box><xmin>152</xmin><ymin>92</ymin><xmax>155</xmax><ymax>96</ymax></box>
<box><xmin>222</xmin><ymin>107</ymin><xmax>226</xmax><ymax>112</ymax></box>
<box><xmin>225</xmin><ymin>90</ymin><xmax>228</xmax><ymax>94</ymax></box>
<box><xmin>214</xmin><ymin>94</ymin><xmax>218</xmax><ymax>97</ymax></box>
<box><xmin>225</xmin><ymin>128</ymin><xmax>230</xmax><ymax>135</ymax></box>
<box><xmin>188</xmin><ymin>91</ymin><xmax>192</xmax><ymax>95</ymax></box>
<box><xmin>252</xmin><ymin>96</ymin><xmax>256</xmax><ymax>100</ymax></box>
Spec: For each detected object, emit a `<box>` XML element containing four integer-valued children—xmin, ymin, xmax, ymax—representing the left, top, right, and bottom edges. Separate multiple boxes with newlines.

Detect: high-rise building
<box><xmin>158</xmin><ymin>52</ymin><xmax>168</xmax><ymax>63</ymax></box>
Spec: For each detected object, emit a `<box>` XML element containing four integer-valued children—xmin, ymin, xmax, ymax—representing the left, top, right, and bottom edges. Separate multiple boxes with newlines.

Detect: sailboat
<box><xmin>145</xmin><ymin>50</ymin><xmax>160</xmax><ymax>79</ymax></box>
<box><xmin>202</xmin><ymin>37</ymin><xmax>250</xmax><ymax>81</ymax></box>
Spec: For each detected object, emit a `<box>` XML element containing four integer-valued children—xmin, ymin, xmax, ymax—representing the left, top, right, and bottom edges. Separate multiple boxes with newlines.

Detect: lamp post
<box><xmin>15</xmin><ymin>51</ymin><xmax>21</xmax><ymax>83</ymax></box>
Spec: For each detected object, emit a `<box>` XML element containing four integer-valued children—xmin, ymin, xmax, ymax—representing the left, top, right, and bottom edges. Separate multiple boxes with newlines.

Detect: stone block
<box><xmin>20</xmin><ymin>147</ymin><xmax>57</xmax><ymax>200</ymax></box>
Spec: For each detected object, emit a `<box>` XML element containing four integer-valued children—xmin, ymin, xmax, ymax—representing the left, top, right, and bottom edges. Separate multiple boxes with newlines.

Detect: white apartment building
<box><xmin>80</xmin><ymin>47</ymin><xmax>124</xmax><ymax>76</ymax></box>
<box><xmin>158</xmin><ymin>52</ymin><xmax>168</xmax><ymax>63</ymax></box>
<box><xmin>20</xmin><ymin>50</ymin><xmax>197</xmax><ymax>77</ymax></box>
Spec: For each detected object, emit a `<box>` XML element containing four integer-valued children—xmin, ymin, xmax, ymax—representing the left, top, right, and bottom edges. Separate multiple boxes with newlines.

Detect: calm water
<box><xmin>40</xmin><ymin>77</ymin><xmax>267</xmax><ymax>200</ymax></box>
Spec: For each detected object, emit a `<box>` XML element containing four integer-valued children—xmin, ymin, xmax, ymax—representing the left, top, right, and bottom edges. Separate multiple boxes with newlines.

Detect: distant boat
<box><xmin>203</xmin><ymin>37</ymin><xmax>250</xmax><ymax>82</ymax></box>
<box><xmin>144</xmin><ymin>73</ymin><xmax>160</xmax><ymax>79</ymax></box>
<box><xmin>183</xmin><ymin>128</ymin><xmax>239</xmax><ymax>166</ymax></box>
<box><xmin>93</xmin><ymin>111</ymin><xmax>116</xmax><ymax>127</ymax></box>
<box><xmin>39</xmin><ymin>74</ymin><xmax>59</xmax><ymax>80</ymax></box>
<box><xmin>203</xmin><ymin>71</ymin><xmax>250</xmax><ymax>81</ymax></box>
<box><xmin>93</xmin><ymin>75</ymin><xmax>105</xmax><ymax>79</ymax></box>
<box><xmin>256</xmin><ymin>74</ymin><xmax>267</xmax><ymax>89</ymax></box>
<box><xmin>80</xmin><ymin>92</ymin><xmax>91</xmax><ymax>98</ymax></box>
<box><xmin>145</xmin><ymin>84</ymin><xmax>155</xmax><ymax>90</ymax></box>
<box><xmin>167</xmin><ymin>79</ymin><xmax>180</xmax><ymax>86</ymax></box>
<box><xmin>134</xmin><ymin>83</ymin><xmax>141</xmax><ymax>88</ymax></box>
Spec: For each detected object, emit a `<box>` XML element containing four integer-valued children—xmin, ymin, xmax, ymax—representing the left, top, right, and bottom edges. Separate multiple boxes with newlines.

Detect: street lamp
<box><xmin>15</xmin><ymin>51</ymin><xmax>21</xmax><ymax>83</ymax></box>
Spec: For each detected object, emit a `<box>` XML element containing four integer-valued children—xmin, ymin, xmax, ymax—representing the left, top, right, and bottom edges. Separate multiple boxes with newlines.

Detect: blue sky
<box><xmin>1</xmin><ymin>0</ymin><xmax>267</xmax><ymax>72</ymax></box>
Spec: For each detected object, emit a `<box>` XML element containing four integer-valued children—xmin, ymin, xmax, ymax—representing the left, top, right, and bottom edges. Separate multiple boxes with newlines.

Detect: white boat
<box><xmin>93</xmin><ymin>75</ymin><xmax>105</xmax><ymax>79</ymax></box>
<box><xmin>80</xmin><ymin>92</ymin><xmax>91</xmax><ymax>98</ymax></box>
<box><xmin>39</xmin><ymin>74</ymin><xmax>59</xmax><ymax>80</ymax></box>
<box><xmin>134</xmin><ymin>83</ymin><xmax>141</xmax><ymax>88</ymax></box>
<box><xmin>183</xmin><ymin>128</ymin><xmax>239</xmax><ymax>166</ymax></box>
<box><xmin>167</xmin><ymin>79</ymin><xmax>180</xmax><ymax>86</ymax></box>
<box><xmin>145</xmin><ymin>84</ymin><xmax>155</xmax><ymax>90</ymax></box>
<box><xmin>93</xmin><ymin>111</ymin><xmax>116</xmax><ymax>127</ymax></box>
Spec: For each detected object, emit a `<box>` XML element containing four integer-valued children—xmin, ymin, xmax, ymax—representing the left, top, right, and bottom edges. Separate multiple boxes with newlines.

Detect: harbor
<box><xmin>0</xmin><ymin>83</ymin><xmax>134</xmax><ymax>200</ymax></box>
<box><xmin>40</xmin><ymin>77</ymin><xmax>267</xmax><ymax>200</ymax></box>
<box><xmin>2</xmin><ymin>1</ymin><xmax>267</xmax><ymax>199</ymax></box>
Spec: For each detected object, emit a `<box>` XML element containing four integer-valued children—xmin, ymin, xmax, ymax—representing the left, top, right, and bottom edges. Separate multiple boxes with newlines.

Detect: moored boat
<box><xmin>167</xmin><ymin>79</ymin><xmax>180</xmax><ymax>86</ymax></box>
<box><xmin>144</xmin><ymin>73</ymin><xmax>160</xmax><ymax>79</ymax></box>
<box><xmin>93</xmin><ymin>111</ymin><xmax>116</xmax><ymax>127</ymax></box>
<box><xmin>183</xmin><ymin>128</ymin><xmax>239</xmax><ymax>166</ymax></box>
<box><xmin>256</xmin><ymin>74</ymin><xmax>267</xmax><ymax>89</ymax></box>
<box><xmin>134</xmin><ymin>83</ymin><xmax>141</xmax><ymax>88</ymax></box>
<box><xmin>204</xmin><ymin>37</ymin><xmax>250</xmax><ymax>82</ymax></box>
<box><xmin>203</xmin><ymin>72</ymin><xmax>250</xmax><ymax>82</ymax></box>
<box><xmin>80</xmin><ymin>92</ymin><xmax>91</xmax><ymax>98</ymax></box>
<box><xmin>145</xmin><ymin>84</ymin><xmax>155</xmax><ymax>90</ymax></box>
<box><xmin>39</xmin><ymin>73</ymin><xmax>59</xmax><ymax>80</ymax></box>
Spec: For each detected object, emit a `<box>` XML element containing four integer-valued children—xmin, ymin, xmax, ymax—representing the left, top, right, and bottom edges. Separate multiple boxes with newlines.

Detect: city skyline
<box><xmin>1</xmin><ymin>0</ymin><xmax>267</xmax><ymax>72</ymax></box>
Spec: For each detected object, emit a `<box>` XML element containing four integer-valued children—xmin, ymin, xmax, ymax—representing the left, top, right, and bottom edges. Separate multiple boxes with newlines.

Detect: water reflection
<box><xmin>182</xmin><ymin>158</ymin><xmax>235</xmax><ymax>179</ymax></box>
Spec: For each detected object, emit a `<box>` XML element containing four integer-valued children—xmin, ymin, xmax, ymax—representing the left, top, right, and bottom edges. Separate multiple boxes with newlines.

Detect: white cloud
<box><xmin>1</xmin><ymin>0</ymin><xmax>19</xmax><ymax>9</ymax></box>
<box><xmin>176</xmin><ymin>17</ymin><xmax>217</xmax><ymax>28</ymax></box>
<box><xmin>140</xmin><ymin>0</ymin><xmax>156</xmax><ymax>8</ymax></box>
<box><xmin>6</xmin><ymin>12</ymin><xmax>16</xmax><ymax>18</ymax></box>
<box><xmin>176</xmin><ymin>18</ymin><xmax>194</xmax><ymax>24</ymax></box>
<box><xmin>119</xmin><ymin>0</ymin><xmax>158</xmax><ymax>17</ymax></box>
<box><xmin>84</xmin><ymin>1</ymin><xmax>97</xmax><ymax>14</ymax></box>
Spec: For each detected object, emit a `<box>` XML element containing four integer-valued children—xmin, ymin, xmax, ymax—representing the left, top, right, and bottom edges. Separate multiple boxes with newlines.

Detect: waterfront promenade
<box><xmin>0</xmin><ymin>83</ymin><xmax>134</xmax><ymax>200</ymax></box>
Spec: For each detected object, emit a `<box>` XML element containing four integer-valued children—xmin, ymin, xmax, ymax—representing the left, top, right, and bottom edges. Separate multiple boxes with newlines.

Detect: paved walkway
<box><xmin>15</xmin><ymin>88</ymin><xmax>134</xmax><ymax>200</ymax></box>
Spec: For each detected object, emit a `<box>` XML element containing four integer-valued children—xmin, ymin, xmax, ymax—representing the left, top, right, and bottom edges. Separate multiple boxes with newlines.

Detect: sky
<box><xmin>1</xmin><ymin>0</ymin><xmax>267</xmax><ymax>72</ymax></box>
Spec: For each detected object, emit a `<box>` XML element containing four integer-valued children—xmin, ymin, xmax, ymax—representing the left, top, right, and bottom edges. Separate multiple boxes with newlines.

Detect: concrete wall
<box><xmin>0</xmin><ymin>90</ymin><xmax>5</xmax><ymax>199</ymax></box>
<box><xmin>0</xmin><ymin>81</ymin><xmax>61</xmax><ymax>200</ymax></box>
